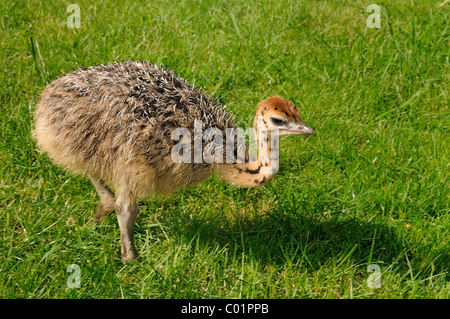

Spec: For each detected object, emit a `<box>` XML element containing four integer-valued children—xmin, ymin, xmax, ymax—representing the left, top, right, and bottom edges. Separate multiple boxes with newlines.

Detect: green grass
<box><xmin>0</xmin><ymin>0</ymin><xmax>448</xmax><ymax>298</ymax></box>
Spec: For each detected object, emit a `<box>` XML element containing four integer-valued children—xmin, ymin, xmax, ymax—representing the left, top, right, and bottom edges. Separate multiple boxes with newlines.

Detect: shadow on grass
<box><xmin>139</xmin><ymin>206</ymin><xmax>448</xmax><ymax>277</ymax></box>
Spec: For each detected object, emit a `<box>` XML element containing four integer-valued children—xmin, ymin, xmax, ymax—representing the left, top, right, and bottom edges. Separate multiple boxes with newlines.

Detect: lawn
<box><xmin>0</xmin><ymin>0</ymin><xmax>448</xmax><ymax>298</ymax></box>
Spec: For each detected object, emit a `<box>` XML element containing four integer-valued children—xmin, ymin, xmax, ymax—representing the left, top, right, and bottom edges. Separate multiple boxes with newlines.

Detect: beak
<box><xmin>280</xmin><ymin>121</ymin><xmax>314</xmax><ymax>135</ymax></box>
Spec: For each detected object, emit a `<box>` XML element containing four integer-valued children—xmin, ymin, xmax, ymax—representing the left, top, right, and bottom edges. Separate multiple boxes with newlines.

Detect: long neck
<box><xmin>215</xmin><ymin>122</ymin><xmax>279</xmax><ymax>188</ymax></box>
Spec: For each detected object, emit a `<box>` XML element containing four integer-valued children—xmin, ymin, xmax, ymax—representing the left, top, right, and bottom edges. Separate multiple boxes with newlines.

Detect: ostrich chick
<box><xmin>33</xmin><ymin>61</ymin><xmax>314</xmax><ymax>260</ymax></box>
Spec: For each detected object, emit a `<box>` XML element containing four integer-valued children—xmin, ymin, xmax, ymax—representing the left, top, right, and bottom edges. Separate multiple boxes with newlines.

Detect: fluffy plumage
<box><xmin>34</xmin><ymin>61</ymin><xmax>234</xmax><ymax>197</ymax></box>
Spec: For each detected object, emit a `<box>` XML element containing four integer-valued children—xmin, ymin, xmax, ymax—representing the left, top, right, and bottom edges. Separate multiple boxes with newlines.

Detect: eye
<box><xmin>270</xmin><ymin>117</ymin><xmax>287</xmax><ymax>126</ymax></box>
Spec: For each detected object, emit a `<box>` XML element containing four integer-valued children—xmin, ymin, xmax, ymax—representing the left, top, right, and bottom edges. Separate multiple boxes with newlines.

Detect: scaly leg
<box><xmin>115</xmin><ymin>193</ymin><xmax>139</xmax><ymax>260</ymax></box>
<box><xmin>89</xmin><ymin>175</ymin><xmax>115</xmax><ymax>223</ymax></box>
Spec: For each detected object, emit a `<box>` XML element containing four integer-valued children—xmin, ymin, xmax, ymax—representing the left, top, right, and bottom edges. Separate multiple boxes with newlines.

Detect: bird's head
<box><xmin>254</xmin><ymin>95</ymin><xmax>314</xmax><ymax>136</ymax></box>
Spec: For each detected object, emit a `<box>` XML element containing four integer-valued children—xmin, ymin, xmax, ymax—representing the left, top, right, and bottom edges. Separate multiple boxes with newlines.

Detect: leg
<box><xmin>89</xmin><ymin>175</ymin><xmax>115</xmax><ymax>223</ymax></box>
<box><xmin>115</xmin><ymin>193</ymin><xmax>139</xmax><ymax>260</ymax></box>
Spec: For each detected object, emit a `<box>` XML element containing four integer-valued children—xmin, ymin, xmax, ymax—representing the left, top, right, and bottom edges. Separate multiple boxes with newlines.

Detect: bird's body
<box><xmin>34</xmin><ymin>61</ymin><xmax>234</xmax><ymax>197</ymax></box>
<box><xmin>34</xmin><ymin>61</ymin><xmax>313</xmax><ymax>260</ymax></box>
